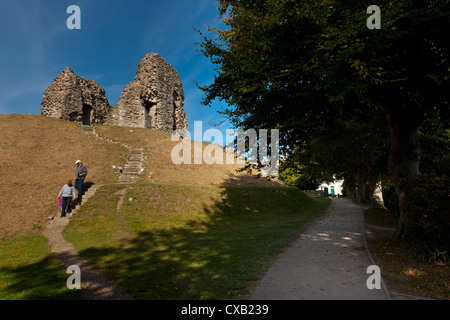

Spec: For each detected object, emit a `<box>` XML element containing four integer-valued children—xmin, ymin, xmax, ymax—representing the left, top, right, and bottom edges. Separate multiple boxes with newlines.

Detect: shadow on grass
<box><xmin>74</xmin><ymin>177</ymin><xmax>327</xmax><ymax>300</ymax></box>
<box><xmin>79</xmin><ymin>227</ymin><xmax>248</xmax><ymax>299</ymax></box>
<box><xmin>0</xmin><ymin>254</ymin><xmax>85</xmax><ymax>300</ymax></box>
<box><xmin>2</xmin><ymin>176</ymin><xmax>328</xmax><ymax>300</ymax></box>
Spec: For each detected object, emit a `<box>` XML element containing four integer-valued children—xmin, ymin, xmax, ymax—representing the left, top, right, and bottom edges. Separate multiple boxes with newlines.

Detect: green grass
<box><xmin>0</xmin><ymin>233</ymin><xmax>85</xmax><ymax>300</ymax></box>
<box><xmin>63</xmin><ymin>184</ymin><xmax>330</xmax><ymax>299</ymax></box>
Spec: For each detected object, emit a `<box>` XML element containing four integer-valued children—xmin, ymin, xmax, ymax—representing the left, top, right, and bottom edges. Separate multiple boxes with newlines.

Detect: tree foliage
<box><xmin>198</xmin><ymin>0</ymin><xmax>450</xmax><ymax>239</ymax></box>
<box><xmin>278</xmin><ymin>160</ymin><xmax>321</xmax><ymax>190</ymax></box>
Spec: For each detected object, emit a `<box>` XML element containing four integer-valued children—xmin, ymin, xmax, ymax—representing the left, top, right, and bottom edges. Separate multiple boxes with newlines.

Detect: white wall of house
<box><xmin>318</xmin><ymin>177</ymin><xmax>344</xmax><ymax>196</ymax></box>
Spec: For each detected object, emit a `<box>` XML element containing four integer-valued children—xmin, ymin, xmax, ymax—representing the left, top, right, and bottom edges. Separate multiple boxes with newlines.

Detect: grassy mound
<box><xmin>95</xmin><ymin>124</ymin><xmax>285</xmax><ymax>187</ymax></box>
<box><xmin>0</xmin><ymin>114</ymin><xmax>127</xmax><ymax>240</ymax></box>
<box><xmin>63</xmin><ymin>183</ymin><xmax>330</xmax><ymax>299</ymax></box>
<box><xmin>0</xmin><ymin>232</ymin><xmax>85</xmax><ymax>299</ymax></box>
<box><xmin>0</xmin><ymin>114</ymin><xmax>329</xmax><ymax>300</ymax></box>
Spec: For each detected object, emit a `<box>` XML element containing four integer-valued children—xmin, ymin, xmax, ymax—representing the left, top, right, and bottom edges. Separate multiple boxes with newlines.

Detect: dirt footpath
<box><xmin>250</xmin><ymin>198</ymin><xmax>389</xmax><ymax>300</ymax></box>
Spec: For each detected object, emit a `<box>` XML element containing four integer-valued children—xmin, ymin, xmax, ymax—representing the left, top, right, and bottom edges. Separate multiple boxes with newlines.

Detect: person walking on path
<box><xmin>75</xmin><ymin>160</ymin><xmax>88</xmax><ymax>202</ymax></box>
<box><xmin>58</xmin><ymin>180</ymin><xmax>76</xmax><ymax>218</ymax></box>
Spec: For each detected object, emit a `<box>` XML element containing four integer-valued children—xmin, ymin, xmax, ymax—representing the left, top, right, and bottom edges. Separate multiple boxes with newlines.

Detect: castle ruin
<box><xmin>41</xmin><ymin>67</ymin><xmax>110</xmax><ymax>126</ymax></box>
<box><xmin>41</xmin><ymin>53</ymin><xmax>188</xmax><ymax>133</ymax></box>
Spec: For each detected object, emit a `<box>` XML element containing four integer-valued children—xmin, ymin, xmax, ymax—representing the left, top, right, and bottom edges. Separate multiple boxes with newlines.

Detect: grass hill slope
<box><xmin>0</xmin><ymin>114</ymin><xmax>331</xmax><ymax>300</ymax></box>
<box><xmin>0</xmin><ymin>114</ymin><xmax>282</xmax><ymax>240</ymax></box>
<box><xmin>94</xmin><ymin>124</ymin><xmax>284</xmax><ymax>186</ymax></box>
<box><xmin>0</xmin><ymin>114</ymin><xmax>127</xmax><ymax>240</ymax></box>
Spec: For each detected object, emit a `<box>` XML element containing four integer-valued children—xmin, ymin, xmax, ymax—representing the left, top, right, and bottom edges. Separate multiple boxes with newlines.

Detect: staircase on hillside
<box><xmin>42</xmin><ymin>123</ymin><xmax>145</xmax><ymax>300</ymax></box>
<box><xmin>47</xmin><ymin>184</ymin><xmax>103</xmax><ymax>226</ymax></box>
<box><xmin>82</xmin><ymin>125</ymin><xmax>96</xmax><ymax>136</ymax></box>
<box><xmin>80</xmin><ymin>123</ymin><xmax>146</xmax><ymax>184</ymax></box>
<box><xmin>118</xmin><ymin>149</ymin><xmax>145</xmax><ymax>184</ymax></box>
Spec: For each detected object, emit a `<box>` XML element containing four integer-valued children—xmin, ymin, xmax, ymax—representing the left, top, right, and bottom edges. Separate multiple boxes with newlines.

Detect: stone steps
<box><xmin>47</xmin><ymin>184</ymin><xmax>103</xmax><ymax>227</ymax></box>
<box><xmin>82</xmin><ymin>125</ymin><xmax>96</xmax><ymax>136</ymax></box>
<box><xmin>43</xmin><ymin>181</ymin><xmax>134</xmax><ymax>300</ymax></box>
<box><xmin>79</xmin><ymin>124</ymin><xmax>146</xmax><ymax>185</ymax></box>
<box><xmin>117</xmin><ymin>149</ymin><xmax>144</xmax><ymax>184</ymax></box>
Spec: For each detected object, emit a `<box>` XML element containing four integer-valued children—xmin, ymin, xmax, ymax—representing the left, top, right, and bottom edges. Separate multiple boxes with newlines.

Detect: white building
<box><xmin>318</xmin><ymin>177</ymin><xmax>344</xmax><ymax>196</ymax></box>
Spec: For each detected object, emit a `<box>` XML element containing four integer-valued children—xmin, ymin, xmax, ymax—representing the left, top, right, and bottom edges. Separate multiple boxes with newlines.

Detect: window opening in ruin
<box><xmin>173</xmin><ymin>102</ymin><xmax>178</xmax><ymax>131</ymax></box>
<box><xmin>82</xmin><ymin>104</ymin><xmax>93</xmax><ymax>126</ymax></box>
<box><xmin>172</xmin><ymin>91</ymin><xmax>178</xmax><ymax>131</ymax></box>
<box><xmin>144</xmin><ymin>100</ymin><xmax>157</xmax><ymax>128</ymax></box>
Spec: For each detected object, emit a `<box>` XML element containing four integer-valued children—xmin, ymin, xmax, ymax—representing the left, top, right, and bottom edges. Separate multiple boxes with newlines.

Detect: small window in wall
<box><xmin>82</xmin><ymin>104</ymin><xmax>93</xmax><ymax>125</ymax></box>
<box><xmin>144</xmin><ymin>100</ymin><xmax>156</xmax><ymax>128</ymax></box>
<box><xmin>173</xmin><ymin>101</ymin><xmax>177</xmax><ymax>131</ymax></box>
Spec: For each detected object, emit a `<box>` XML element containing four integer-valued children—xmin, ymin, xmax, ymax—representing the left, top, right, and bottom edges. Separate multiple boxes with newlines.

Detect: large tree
<box><xmin>198</xmin><ymin>0</ymin><xmax>450</xmax><ymax>238</ymax></box>
<box><xmin>317</xmin><ymin>1</ymin><xmax>450</xmax><ymax>238</ymax></box>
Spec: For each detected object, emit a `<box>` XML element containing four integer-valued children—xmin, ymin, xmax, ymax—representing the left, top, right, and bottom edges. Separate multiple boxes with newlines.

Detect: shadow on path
<box><xmin>250</xmin><ymin>198</ymin><xmax>390</xmax><ymax>300</ymax></box>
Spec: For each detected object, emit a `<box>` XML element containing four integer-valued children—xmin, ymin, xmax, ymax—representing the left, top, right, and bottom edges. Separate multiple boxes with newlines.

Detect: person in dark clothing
<box><xmin>75</xmin><ymin>160</ymin><xmax>88</xmax><ymax>202</ymax></box>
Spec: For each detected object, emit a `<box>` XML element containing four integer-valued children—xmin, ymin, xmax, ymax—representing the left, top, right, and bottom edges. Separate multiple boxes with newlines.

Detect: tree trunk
<box><xmin>369</xmin><ymin>180</ymin><xmax>386</xmax><ymax>209</ymax></box>
<box><xmin>355</xmin><ymin>175</ymin><xmax>366</xmax><ymax>203</ymax></box>
<box><xmin>385</xmin><ymin>113</ymin><xmax>422</xmax><ymax>239</ymax></box>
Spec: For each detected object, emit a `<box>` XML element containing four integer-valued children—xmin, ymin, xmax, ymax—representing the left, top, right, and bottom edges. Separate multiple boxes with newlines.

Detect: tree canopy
<box><xmin>198</xmin><ymin>0</ymin><xmax>450</xmax><ymax>239</ymax></box>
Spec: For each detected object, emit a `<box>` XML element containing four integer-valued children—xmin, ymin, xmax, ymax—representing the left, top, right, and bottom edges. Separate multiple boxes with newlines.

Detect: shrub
<box><xmin>382</xmin><ymin>185</ymin><xmax>400</xmax><ymax>216</ymax></box>
<box><xmin>402</xmin><ymin>173</ymin><xmax>450</xmax><ymax>261</ymax></box>
<box><xmin>279</xmin><ymin>161</ymin><xmax>320</xmax><ymax>190</ymax></box>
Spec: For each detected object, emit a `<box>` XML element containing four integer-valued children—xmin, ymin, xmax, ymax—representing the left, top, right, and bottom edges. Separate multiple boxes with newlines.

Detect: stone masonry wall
<box><xmin>41</xmin><ymin>68</ymin><xmax>110</xmax><ymax>125</ymax></box>
<box><xmin>41</xmin><ymin>53</ymin><xmax>188</xmax><ymax>133</ymax></box>
<box><xmin>106</xmin><ymin>53</ymin><xmax>188</xmax><ymax>133</ymax></box>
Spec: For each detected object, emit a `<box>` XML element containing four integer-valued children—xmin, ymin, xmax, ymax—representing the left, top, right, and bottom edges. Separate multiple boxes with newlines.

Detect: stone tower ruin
<box><xmin>41</xmin><ymin>67</ymin><xmax>110</xmax><ymax>126</ymax></box>
<box><xmin>106</xmin><ymin>53</ymin><xmax>188</xmax><ymax>133</ymax></box>
<box><xmin>41</xmin><ymin>53</ymin><xmax>188</xmax><ymax>133</ymax></box>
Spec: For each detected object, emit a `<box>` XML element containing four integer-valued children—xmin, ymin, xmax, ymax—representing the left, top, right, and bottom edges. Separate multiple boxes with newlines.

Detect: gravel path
<box><xmin>42</xmin><ymin>125</ymin><xmax>138</xmax><ymax>300</ymax></box>
<box><xmin>43</xmin><ymin>217</ymin><xmax>133</xmax><ymax>300</ymax></box>
<box><xmin>42</xmin><ymin>126</ymin><xmax>395</xmax><ymax>300</ymax></box>
<box><xmin>250</xmin><ymin>198</ymin><xmax>390</xmax><ymax>300</ymax></box>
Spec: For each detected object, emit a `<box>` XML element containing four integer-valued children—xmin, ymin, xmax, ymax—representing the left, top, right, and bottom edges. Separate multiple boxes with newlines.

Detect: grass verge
<box><xmin>0</xmin><ymin>232</ymin><xmax>85</xmax><ymax>300</ymax></box>
<box><xmin>364</xmin><ymin>208</ymin><xmax>450</xmax><ymax>300</ymax></box>
<box><xmin>63</xmin><ymin>184</ymin><xmax>330</xmax><ymax>299</ymax></box>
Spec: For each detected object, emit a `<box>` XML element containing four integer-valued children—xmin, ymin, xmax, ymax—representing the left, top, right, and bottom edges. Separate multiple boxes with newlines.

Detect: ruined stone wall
<box><xmin>41</xmin><ymin>53</ymin><xmax>188</xmax><ymax>132</ymax></box>
<box><xmin>106</xmin><ymin>53</ymin><xmax>188</xmax><ymax>133</ymax></box>
<box><xmin>41</xmin><ymin>68</ymin><xmax>110</xmax><ymax>125</ymax></box>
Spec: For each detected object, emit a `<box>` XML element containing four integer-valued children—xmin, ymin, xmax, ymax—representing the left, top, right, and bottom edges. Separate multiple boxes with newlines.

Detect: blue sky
<box><xmin>0</xmin><ymin>0</ymin><xmax>230</xmax><ymax>137</ymax></box>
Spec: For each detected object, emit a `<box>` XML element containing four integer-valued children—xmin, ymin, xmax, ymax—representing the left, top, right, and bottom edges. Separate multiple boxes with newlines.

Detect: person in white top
<box><xmin>58</xmin><ymin>180</ymin><xmax>76</xmax><ymax>218</ymax></box>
